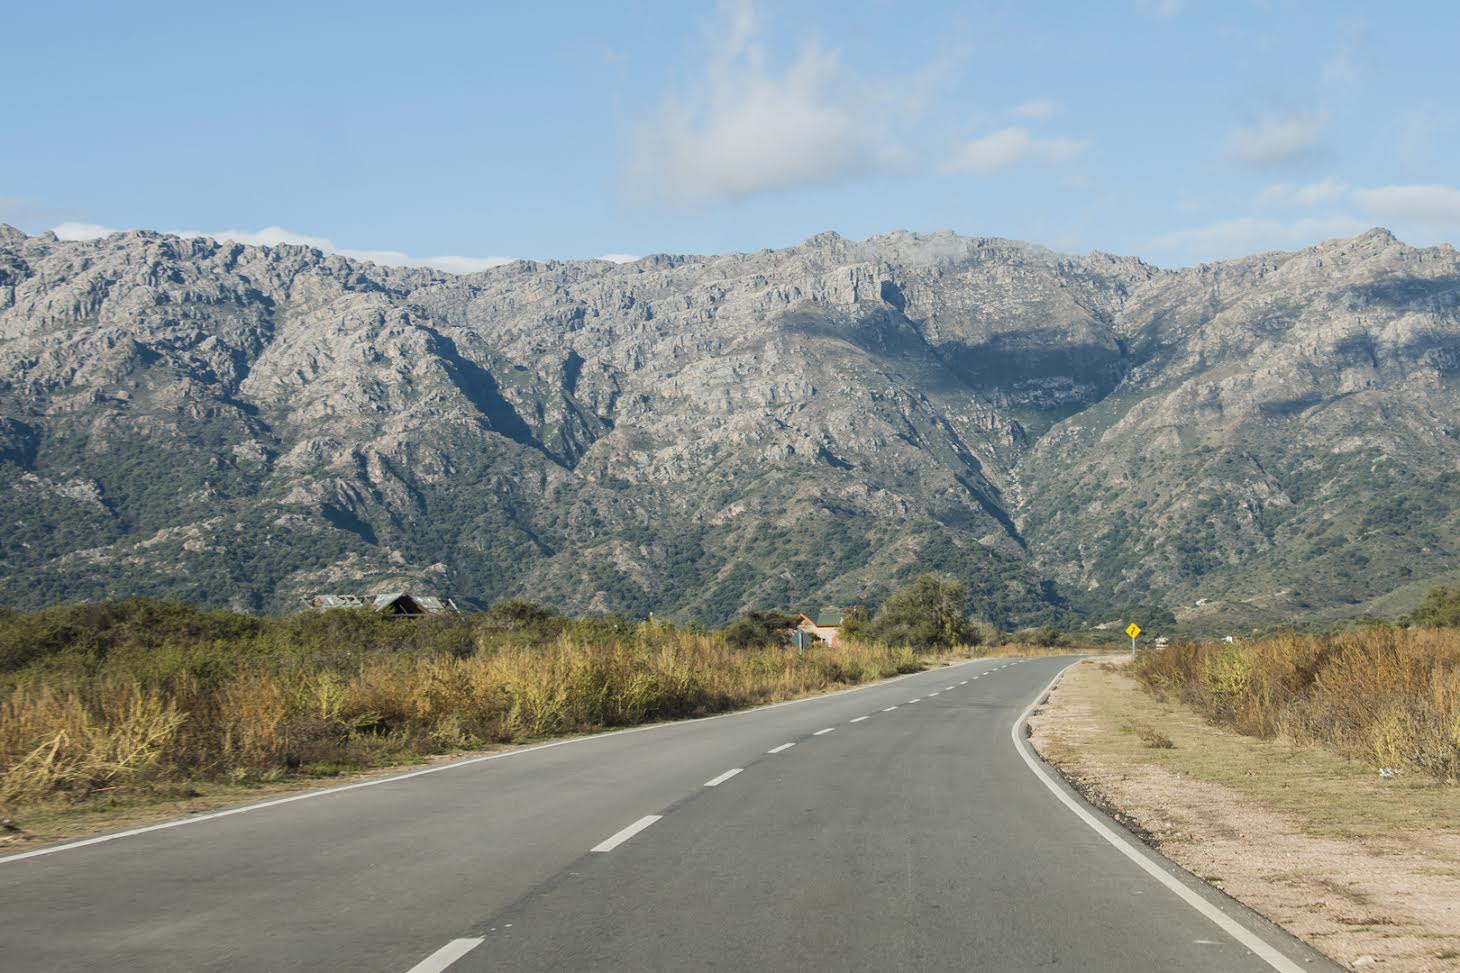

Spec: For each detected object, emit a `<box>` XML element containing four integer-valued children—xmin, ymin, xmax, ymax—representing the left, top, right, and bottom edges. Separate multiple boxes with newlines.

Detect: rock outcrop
<box><xmin>0</xmin><ymin>225</ymin><xmax>1455</xmax><ymax>624</ymax></box>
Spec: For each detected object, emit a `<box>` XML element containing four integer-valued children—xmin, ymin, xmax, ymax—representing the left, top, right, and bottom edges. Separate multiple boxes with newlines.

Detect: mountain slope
<box><xmin>0</xmin><ymin>224</ymin><xmax>1456</xmax><ymax>625</ymax></box>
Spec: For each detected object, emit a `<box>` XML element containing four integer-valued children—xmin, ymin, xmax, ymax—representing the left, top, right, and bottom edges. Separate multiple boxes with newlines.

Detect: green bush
<box><xmin>721</xmin><ymin>611</ymin><xmax>798</xmax><ymax>649</ymax></box>
<box><xmin>865</xmin><ymin>574</ymin><xmax>976</xmax><ymax>650</ymax></box>
<box><xmin>1412</xmin><ymin>586</ymin><xmax>1460</xmax><ymax>628</ymax></box>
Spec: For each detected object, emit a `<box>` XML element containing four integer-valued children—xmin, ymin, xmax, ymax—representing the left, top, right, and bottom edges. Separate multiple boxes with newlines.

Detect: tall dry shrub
<box><xmin>0</xmin><ymin>679</ymin><xmax>185</xmax><ymax>805</ymax></box>
<box><xmin>1134</xmin><ymin>626</ymin><xmax>1460</xmax><ymax>781</ymax></box>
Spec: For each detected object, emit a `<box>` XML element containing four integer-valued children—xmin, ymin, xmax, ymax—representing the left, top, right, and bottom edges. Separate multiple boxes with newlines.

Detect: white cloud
<box><xmin>1352</xmin><ymin>184</ymin><xmax>1460</xmax><ymax>225</ymax></box>
<box><xmin>53</xmin><ymin>221</ymin><xmax>121</xmax><ymax>241</ymax></box>
<box><xmin>597</xmin><ymin>253</ymin><xmax>640</xmax><ymax>264</ymax></box>
<box><xmin>945</xmin><ymin>127</ymin><xmax>1088</xmax><ymax>174</ymax></box>
<box><xmin>168</xmin><ymin>227</ymin><xmax>517</xmax><ymax>273</ymax></box>
<box><xmin>1257</xmin><ymin>178</ymin><xmax>1350</xmax><ymax>207</ymax></box>
<box><xmin>1147</xmin><ymin>215</ymin><xmax>1370</xmax><ymax>265</ymax></box>
<box><xmin>1226</xmin><ymin>111</ymin><xmax>1327</xmax><ymax>166</ymax></box>
<box><xmin>623</xmin><ymin>0</ymin><xmax>912</xmax><ymax>205</ymax></box>
<box><xmin>43</xmin><ymin>221</ymin><xmax>515</xmax><ymax>274</ymax></box>
<box><xmin>1009</xmin><ymin>98</ymin><xmax>1057</xmax><ymax>120</ymax></box>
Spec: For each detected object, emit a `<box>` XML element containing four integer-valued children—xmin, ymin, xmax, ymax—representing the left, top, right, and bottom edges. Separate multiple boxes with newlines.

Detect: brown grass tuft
<box><xmin>1134</xmin><ymin>627</ymin><xmax>1460</xmax><ymax>780</ymax></box>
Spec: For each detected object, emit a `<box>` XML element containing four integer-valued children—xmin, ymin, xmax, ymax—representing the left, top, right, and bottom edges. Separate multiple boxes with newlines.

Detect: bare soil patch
<box><xmin>1030</xmin><ymin>658</ymin><xmax>1460</xmax><ymax>973</ymax></box>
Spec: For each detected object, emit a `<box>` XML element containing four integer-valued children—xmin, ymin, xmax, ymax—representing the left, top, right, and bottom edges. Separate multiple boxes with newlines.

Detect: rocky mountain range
<box><xmin>1</xmin><ymin>223</ymin><xmax>1457</xmax><ymax>627</ymax></box>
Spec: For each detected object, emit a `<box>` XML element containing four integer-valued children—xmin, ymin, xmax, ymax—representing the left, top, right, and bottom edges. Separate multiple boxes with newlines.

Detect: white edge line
<box><xmin>812</xmin><ymin>727</ymin><xmax>835</xmax><ymax>736</ymax></box>
<box><xmin>0</xmin><ymin>657</ymin><xmax>991</xmax><ymax>866</ymax></box>
<box><xmin>405</xmin><ymin>937</ymin><xmax>485</xmax><ymax>973</ymax></box>
<box><xmin>767</xmin><ymin>742</ymin><xmax>795</xmax><ymax>754</ymax></box>
<box><xmin>849</xmin><ymin>716</ymin><xmax>869</xmax><ymax>723</ymax></box>
<box><xmin>590</xmin><ymin>814</ymin><xmax>662</xmax><ymax>853</ymax></box>
<box><xmin>703</xmin><ymin>768</ymin><xmax>743</xmax><ymax>787</ymax></box>
<box><xmin>1011</xmin><ymin>662</ymin><xmax>1307</xmax><ymax>973</ymax></box>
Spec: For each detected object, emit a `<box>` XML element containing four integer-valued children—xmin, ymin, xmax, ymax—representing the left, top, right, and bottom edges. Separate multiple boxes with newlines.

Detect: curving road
<box><xmin>0</xmin><ymin>656</ymin><xmax>1339</xmax><ymax>972</ymax></box>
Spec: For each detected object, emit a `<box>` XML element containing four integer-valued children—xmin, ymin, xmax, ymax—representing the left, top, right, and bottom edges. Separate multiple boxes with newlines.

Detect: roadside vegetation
<box><xmin>0</xmin><ymin>573</ymin><xmax>1062</xmax><ymax>822</ymax></box>
<box><xmin>1132</xmin><ymin>591</ymin><xmax>1460</xmax><ymax>781</ymax></box>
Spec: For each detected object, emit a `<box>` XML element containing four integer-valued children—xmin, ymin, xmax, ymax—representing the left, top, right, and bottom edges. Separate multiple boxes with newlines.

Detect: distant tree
<box><xmin>1117</xmin><ymin>604</ymin><xmax>1177</xmax><ymax>632</ymax></box>
<box><xmin>1411</xmin><ymin>586</ymin><xmax>1460</xmax><ymax>628</ymax></box>
<box><xmin>866</xmin><ymin>573</ymin><xmax>973</xmax><ymax>650</ymax></box>
<box><xmin>480</xmin><ymin>599</ymin><xmax>558</xmax><ymax>632</ymax></box>
<box><xmin>1027</xmin><ymin>625</ymin><xmax>1064</xmax><ymax>648</ymax></box>
<box><xmin>837</xmin><ymin>605</ymin><xmax>870</xmax><ymax>642</ymax></box>
<box><xmin>722</xmin><ymin>610</ymin><xmax>799</xmax><ymax>649</ymax></box>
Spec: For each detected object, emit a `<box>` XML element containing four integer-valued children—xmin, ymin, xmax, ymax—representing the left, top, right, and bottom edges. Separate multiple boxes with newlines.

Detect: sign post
<box><xmin>1125</xmin><ymin>622</ymin><xmax>1142</xmax><ymax>659</ymax></box>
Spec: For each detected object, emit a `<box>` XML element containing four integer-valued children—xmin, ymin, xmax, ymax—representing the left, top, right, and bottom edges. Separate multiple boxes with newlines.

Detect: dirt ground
<box><xmin>1029</xmin><ymin>658</ymin><xmax>1460</xmax><ymax>972</ymax></box>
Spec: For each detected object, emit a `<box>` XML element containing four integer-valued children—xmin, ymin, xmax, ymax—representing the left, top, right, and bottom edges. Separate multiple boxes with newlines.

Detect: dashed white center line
<box><xmin>703</xmin><ymin>768</ymin><xmax>742</xmax><ymax>787</ymax></box>
<box><xmin>590</xmin><ymin>815</ymin><xmax>662</xmax><ymax>853</ymax></box>
<box><xmin>945</xmin><ymin>686</ymin><xmax>955</xmax><ymax>690</ymax></box>
<box><xmin>767</xmin><ymin>742</ymin><xmax>795</xmax><ymax>754</ymax></box>
<box><xmin>959</xmin><ymin>681</ymin><xmax>968</xmax><ymax>685</ymax></box>
<box><xmin>813</xmin><ymin>727</ymin><xmax>836</xmax><ymax>736</ymax></box>
<box><xmin>405</xmin><ymin>938</ymin><xmax>485</xmax><ymax>973</ymax></box>
<box><xmin>850</xmin><ymin>716</ymin><xmax>869</xmax><ymax>723</ymax></box>
<box><xmin>928</xmin><ymin>692</ymin><xmax>941</xmax><ymax>696</ymax></box>
<box><xmin>908</xmin><ymin>698</ymin><xmax>922</xmax><ymax>703</ymax></box>
<box><xmin>882</xmin><ymin>706</ymin><xmax>898</xmax><ymax>711</ymax></box>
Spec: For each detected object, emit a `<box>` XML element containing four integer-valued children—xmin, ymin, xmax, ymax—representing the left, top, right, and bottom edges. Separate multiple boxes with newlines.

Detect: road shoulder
<box><xmin>1029</xmin><ymin>658</ymin><xmax>1460</xmax><ymax>973</ymax></box>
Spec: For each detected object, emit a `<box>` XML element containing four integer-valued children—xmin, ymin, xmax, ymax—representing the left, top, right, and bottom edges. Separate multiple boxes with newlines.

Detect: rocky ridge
<box><xmin>0</xmin><ymin>225</ymin><xmax>1456</xmax><ymax>625</ymax></box>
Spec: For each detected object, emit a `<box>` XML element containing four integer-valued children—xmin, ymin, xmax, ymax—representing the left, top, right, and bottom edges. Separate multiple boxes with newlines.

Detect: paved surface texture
<box><xmin>0</xmin><ymin>656</ymin><xmax>1341</xmax><ymax>972</ymax></box>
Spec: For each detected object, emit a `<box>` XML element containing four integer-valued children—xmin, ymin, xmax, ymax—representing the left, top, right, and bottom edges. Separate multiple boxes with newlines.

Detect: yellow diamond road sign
<box><xmin>1125</xmin><ymin>623</ymin><xmax>1142</xmax><ymax>639</ymax></box>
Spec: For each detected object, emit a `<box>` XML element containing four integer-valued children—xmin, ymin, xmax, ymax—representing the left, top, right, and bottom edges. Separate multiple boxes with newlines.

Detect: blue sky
<box><xmin>3</xmin><ymin>1</ymin><xmax>1457</xmax><ymax>269</ymax></box>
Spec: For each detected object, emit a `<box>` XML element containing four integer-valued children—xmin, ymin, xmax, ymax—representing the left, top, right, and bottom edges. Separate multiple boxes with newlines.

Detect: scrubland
<box><xmin>1134</xmin><ymin>625</ymin><xmax>1460</xmax><ymax>781</ymax></box>
<box><xmin>0</xmin><ymin>599</ymin><xmax>1040</xmax><ymax>818</ymax></box>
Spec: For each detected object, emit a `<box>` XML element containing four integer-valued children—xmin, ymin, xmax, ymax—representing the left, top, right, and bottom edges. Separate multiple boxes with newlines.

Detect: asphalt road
<box><xmin>0</xmin><ymin>656</ymin><xmax>1341</xmax><ymax>972</ymax></box>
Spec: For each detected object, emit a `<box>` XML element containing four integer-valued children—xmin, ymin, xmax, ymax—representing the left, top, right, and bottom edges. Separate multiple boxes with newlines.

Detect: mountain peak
<box><xmin>1</xmin><ymin>223</ymin><xmax>1457</xmax><ymax>624</ymax></box>
<box><xmin>0</xmin><ymin>224</ymin><xmax>27</xmax><ymax>244</ymax></box>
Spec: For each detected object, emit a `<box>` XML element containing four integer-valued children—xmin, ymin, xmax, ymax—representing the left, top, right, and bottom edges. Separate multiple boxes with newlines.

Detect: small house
<box><xmin>796</xmin><ymin>608</ymin><xmax>844</xmax><ymax>647</ymax></box>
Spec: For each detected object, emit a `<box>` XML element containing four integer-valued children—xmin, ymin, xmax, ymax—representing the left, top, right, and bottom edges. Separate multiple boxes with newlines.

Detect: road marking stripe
<box><xmin>405</xmin><ymin>938</ymin><xmax>485</xmax><ymax>973</ymax></box>
<box><xmin>704</xmin><ymin>768</ymin><xmax>742</xmax><ymax>787</ymax></box>
<box><xmin>767</xmin><ymin>742</ymin><xmax>795</xmax><ymax>754</ymax></box>
<box><xmin>882</xmin><ymin>706</ymin><xmax>898</xmax><ymax>711</ymax></box>
<box><xmin>928</xmin><ymin>691</ymin><xmax>940</xmax><ymax>696</ymax></box>
<box><xmin>908</xmin><ymin>698</ymin><xmax>921</xmax><ymax>703</ymax></box>
<box><xmin>2</xmin><ymin>657</ymin><xmax>999</xmax><ymax>866</ymax></box>
<box><xmin>591</xmin><ymin>815</ymin><xmax>662</xmax><ymax>853</ymax></box>
<box><xmin>1011</xmin><ymin>664</ymin><xmax>1306</xmax><ymax>973</ymax></box>
<box><xmin>849</xmin><ymin>716</ymin><xmax>869</xmax><ymax>723</ymax></box>
<box><xmin>812</xmin><ymin>727</ymin><xmax>835</xmax><ymax>736</ymax></box>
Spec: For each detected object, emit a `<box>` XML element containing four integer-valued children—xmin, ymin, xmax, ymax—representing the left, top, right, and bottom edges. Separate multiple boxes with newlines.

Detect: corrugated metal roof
<box><xmin>306</xmin><ymin>592</ymin><xmax>459</xmax><ymax>615</ymax></box>
<box><xmin>814</xmin><ymin>609</ymin><xmax>844</xmax><ymax>627</ymax></box>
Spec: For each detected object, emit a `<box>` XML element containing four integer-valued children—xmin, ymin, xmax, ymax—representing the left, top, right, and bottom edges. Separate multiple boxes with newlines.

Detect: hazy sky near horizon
<box><xmin>3</xmin><ymin>1</ymin><xmax>1457</xmax><ymax>270</ymax></box>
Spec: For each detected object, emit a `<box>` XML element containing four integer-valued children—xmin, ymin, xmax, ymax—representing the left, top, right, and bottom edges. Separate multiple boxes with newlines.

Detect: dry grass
<box><xmin>1135</xmin><ymin>626</ymin><xmax>1460</xmax><ymax>781</ymax></box>
<box><xmin>1</xmin><ymin>626</ymin><xmax>945</xmax><ymax>816</ymax></box>
<box><xmin>0</xmin><ymin>593</ymin><xmax>1104</xmax><ymax>826</ymax></box>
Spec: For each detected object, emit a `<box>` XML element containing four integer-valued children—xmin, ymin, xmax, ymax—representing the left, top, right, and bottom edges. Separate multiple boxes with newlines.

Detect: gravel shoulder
<box><xmin>1029</xmin><ymin>657</ymin><xmax>1460</xmax><ymax>973</ymax></box>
